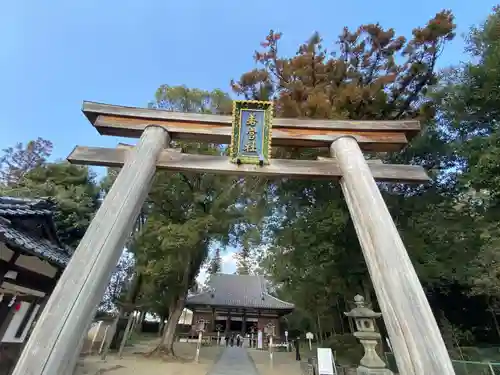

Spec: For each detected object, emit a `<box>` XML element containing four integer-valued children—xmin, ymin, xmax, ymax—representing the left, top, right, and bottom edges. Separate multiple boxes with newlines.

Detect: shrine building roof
<box><xmin>186</xmin><ymin>274</ymin><xmax>294</xmax><ymax>311</ymax></box>
<box><xmin>0</xmin><ymin>196</ymin><xmax>72</xmax><ymax>267</ymax></box>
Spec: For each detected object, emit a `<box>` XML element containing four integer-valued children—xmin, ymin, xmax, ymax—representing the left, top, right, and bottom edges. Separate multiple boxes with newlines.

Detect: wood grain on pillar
<box><xmin>12</xmin><ymin>126</ymin><xmax>169</xmax><ymax>375</ymax></box>
<box><xmin>330</xmin><ymin>136</ymin><xmax>454</xmax><ymax>375</ymax></box>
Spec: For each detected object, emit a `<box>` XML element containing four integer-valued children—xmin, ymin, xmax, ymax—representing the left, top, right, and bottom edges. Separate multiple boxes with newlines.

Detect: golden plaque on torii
<box><xmin>229</xmin><ymin>100</ymin><xmax>274</xmax><ymax>166</ymax></box>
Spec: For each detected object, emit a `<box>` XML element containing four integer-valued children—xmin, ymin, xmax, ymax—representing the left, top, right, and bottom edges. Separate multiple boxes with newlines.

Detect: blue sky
<box><xmin>1</xmin><ymin>0</ymin><xmax>496</xmax><ymax>160</ymax></box>
<box><xmin>1</xmin><ymin>0</ymin><xmax>496</xmax><ymax>275</ymax></box>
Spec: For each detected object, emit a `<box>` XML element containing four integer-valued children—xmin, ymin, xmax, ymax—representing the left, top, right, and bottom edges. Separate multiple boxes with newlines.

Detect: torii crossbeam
<box><xmin>12</xmin><ymin>101</ymin><xmax>455</xmax><ymax>375</ymax></box>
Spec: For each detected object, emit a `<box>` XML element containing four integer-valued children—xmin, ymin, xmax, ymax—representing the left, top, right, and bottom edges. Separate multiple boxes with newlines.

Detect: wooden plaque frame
<box><xmin>230</xmin><ymin>100</ymin><xmax>273</xmax><ymax>165</ymax></box>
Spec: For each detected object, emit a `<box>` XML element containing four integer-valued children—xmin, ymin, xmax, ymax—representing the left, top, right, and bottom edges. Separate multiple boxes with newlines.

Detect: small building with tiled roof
<box><xmin>0</xmin><ymin>196</ymin><xmax>72</xmax><ymax>375</ymax></box>
<box><xmin>185</xmin><ymin>274</ymin><xmax>294</xmax><ymax>337</ymax></box>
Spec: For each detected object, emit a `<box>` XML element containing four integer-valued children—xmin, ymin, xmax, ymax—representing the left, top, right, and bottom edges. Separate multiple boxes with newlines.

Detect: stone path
<box><xmin>207</xmin><ymin>347</ymin><xmax>260</xmax><ymax>375</ymax></box>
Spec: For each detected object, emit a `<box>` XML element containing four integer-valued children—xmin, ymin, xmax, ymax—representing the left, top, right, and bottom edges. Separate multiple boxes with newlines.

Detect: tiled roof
<box><xmin>0</xmin><ymin>218</ymin><xmax>70</xmax><ymax>266</ymax></box>
<box><xmin>0</xmin><ymin>196</ymin><xmax>71</xmax><ymax>266</ymax></box>
<box><xmin>0</xmin><ymin>196</ymin><xmax>55</xmax><ymax>216</ymax></box>
<box><xmin>186</xmin><ymin>274</ymin><xmax>294</xmax><ymax>311</ymax></box>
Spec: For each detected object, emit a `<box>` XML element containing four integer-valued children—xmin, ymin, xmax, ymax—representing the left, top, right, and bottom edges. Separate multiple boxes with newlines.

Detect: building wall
<box><xmin>257</xmin><ymin>316</ymin><xmax>280</xmax><ymax>336</ymax></box>
<box><xmin>190</xmin><ymin>309</ymin><xmax>282</xmax><ymax>337</ymax></box>
<box><xmin>191</xmin><ymin>311</ymin><xmax>213</xmax><ymax>332</ymax></box>
<box><xmin>178</xmin><ymin>309</ymin><xmax>193</xmax><ymax>325</ymax></box>
<box><xmin>0</xmin><ymin>243</ymin><xmax>57</xmax><ymax>278</ymax></box>
<box><xmin>0</xmin><ymin>242</ymin><xmax>60</xmax><ymax>375</ymax></box>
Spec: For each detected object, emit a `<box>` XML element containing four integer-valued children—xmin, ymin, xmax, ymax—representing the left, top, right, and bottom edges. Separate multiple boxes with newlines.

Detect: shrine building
<box><xmin>185</xmin><ymin>274</ymin><xmax>294</xmax><ymax>337</ymax></box>
<box><xmin>0</xmin><ymin>197</ymin><xmax>72</xmax><ymax>375</ymax></box>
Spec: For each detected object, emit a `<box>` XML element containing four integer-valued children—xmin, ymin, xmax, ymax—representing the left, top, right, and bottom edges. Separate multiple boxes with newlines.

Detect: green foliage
<box><xmin>136</xmin><ymin>167</ymin><xmax>252</xmax><ymax>313</ymax></box>
<box><xmin>230</xmin><ymin>11</ymin><xmax>495</xmax><ymax>342</ymax></box>
<box><xmin>207</xmin><ymin>248</ymin><xmax>222</xmax><ymax>275</ymax></box>
<box><xmin>149</xmin><ymin>84</ymin><xmax>232</xmax><ymax>115</ymax></box>
<box><xmin>134</xmin><ymin>85</ymin><xmax>261</xmax><ymax>318</ymax></box>
<box><xmin>6</xmin><ymin>163</ymin><xmax>101</xmax><ymax>247</ymax></box>
<box><xmin>0</xmin><ymin>140</ymin><xmax>100</xmax><ymax>248</ymax></box>
<box><xmin>437</xmin><ymin>6</ymin><xmax>500</xmax><ymax>301</ymax></box>
<box><xmin>323</xmin><ymin>334</ymin><xmax>364</xmax><ymax>365</ymax></box>
<box><xmin>98</xmin><ymin>250</ymin><xmax>135</xmax><ymax>312</ymax></box>
<box><xmin>234</xmin><ymin>228</ymin><xmax>260</xmax><ymax>275</ymax></box>
<box><xmin>440</xmin><ymin>7</ymin><xmax>500</xmax><ymax>212</ymax></box>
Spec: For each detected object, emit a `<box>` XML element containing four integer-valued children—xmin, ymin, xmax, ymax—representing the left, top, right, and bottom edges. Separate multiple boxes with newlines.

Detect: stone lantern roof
<box><xmin>344</xmin><ymin>294</ymin><xmax>382</xmax><ymax>319</ymax></box>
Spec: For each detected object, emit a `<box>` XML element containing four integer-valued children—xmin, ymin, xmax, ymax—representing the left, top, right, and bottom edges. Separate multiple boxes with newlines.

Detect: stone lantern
<box><xmin>345</xmin><ymin>295</ymin><xmax>393</xmax><ymax>375</ymax></box>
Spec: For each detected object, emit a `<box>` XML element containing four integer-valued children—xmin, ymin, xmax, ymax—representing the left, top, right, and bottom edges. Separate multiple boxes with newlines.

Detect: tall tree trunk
<box><xmin>118</xmin><ymin>272</ymin><xmax>143</xmax><ymax>352</ymax></box>
<box><xmin>157</xmin><ymin>305</ymin><xmax>169</xmax><ymax>337</ymax></box>
<box><xmin>316</xmin><ymin>312</ymin><xmax>324</xmax><ymax>344</ymax></box>
<box><xmin>151</xmin><ymin>259</ymin><xmax>191</xmax><ymax>357</ymax></box>
<box><xmin>135</xmin><ymin>311</ymin><xmax>145</xmax><ymax>333</ymax></box>
<box><xmin>348</xmin><ymin>314</ymin><xmax>355</xmax><ymax>334</ymax></box>
<box><xmin>336</xmin><ymin>299</ymin><xmax>345</xmax><ymax>334</ymax></box>
<box><xmin>158</xmin><ymin>296</ymin><xmax>185</xmax><ymax>356</ymax></box>
<box><xmin>149</xmin><ymin>246</ymin><xmax>197</xmax><ymax>357</ymax></box>
<box><xmin>158</xmin><ymin>315</ymin><xmax>165</xmax><ymax>337</ymax></box>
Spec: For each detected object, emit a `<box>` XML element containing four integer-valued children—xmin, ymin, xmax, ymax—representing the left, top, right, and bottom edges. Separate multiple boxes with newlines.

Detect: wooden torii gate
<box><xmin>12</xmin><ymin>101</ymin><xmax>455</xmax><ymax>375</ymax></box>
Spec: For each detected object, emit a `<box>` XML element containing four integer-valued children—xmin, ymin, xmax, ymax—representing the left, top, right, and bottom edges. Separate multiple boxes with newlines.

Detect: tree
<box><xmin>234</xmin><ymin>226</ymin><xmax>261</xmax><ymax>275</ymax></box>
<box><xmin>135</xmin><ymin>85</ymin><xmax>259</xmax><ymax>356</ymax></box>
<box><xmin>439</xmin><ymin>6</ymin><xmax>500</xmax><ymax>215</ymax></box>
<box><xmin>231</xmin><ymin>12</ymin><xmax>455</xmax><ymax>120</ymax></box>
<box><xmin>98</xmin><ymin>250</ymin><xmax>135</xmax><ymax>312</ymax></box>
<box><xmin>234</xmin><ymin>247</ymin><xmax>252</xmax><ymax>275</ymax></box>
<box><xmin>0</xmin><ymin>144</ymin><xmax>100</xmax><ymax>248</ymax></box>
<box><xmin>207</xmin><ymin>248</ymin><xmax>222</xmax><ymax>275</ymax></box>
<box><xmin>149</xmin><ymin>84</ymin><xmax>232</xmax><ymax>114</ymax></box>
<box><xmin>137</xmin><ymin>171</ymin><xmax>248</xmax><ymax>356</ymax></box>
<box><xmin>229</xmin><ymin>12</ymin><xmax>494</xmax><ymax>345</ymax></box>
<box><xmin>0</xmin><ymin>138</ymin><xmax>53</xmax><ymax>186</ymax></box>
<box><xmin>437</xmin><ymin>7</ymin><xmax>500</xmax><ymax>335</ymax></box>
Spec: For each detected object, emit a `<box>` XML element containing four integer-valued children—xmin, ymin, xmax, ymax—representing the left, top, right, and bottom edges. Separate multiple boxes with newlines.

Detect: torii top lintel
<box><xmin>82</xmin><ymin>101</ymin><xmax>421</xmax><ymax>152</ymax></box>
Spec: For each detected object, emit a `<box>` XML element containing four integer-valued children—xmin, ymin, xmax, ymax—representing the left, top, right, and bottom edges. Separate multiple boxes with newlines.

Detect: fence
<box><xmin>385</xmin><ymin>353</ymin><xmax>500</xmax><ymax>375</ymax></box>
<box><xmin>300</xmin><ymin>352</ymin><xmax>500</xmax><ymax>374</ymax></box>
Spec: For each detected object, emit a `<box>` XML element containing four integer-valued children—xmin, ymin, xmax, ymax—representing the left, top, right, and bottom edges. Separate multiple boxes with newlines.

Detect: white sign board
<box><xmin>285</xmin><ymin>330</ymin><xmax>288</xmax><ymax>337</ymax></box>
<box><xmin>257</xmin><ymin>330</ymin><xmax>263</xmax><ymax>349</ymax></box>
<box><xmin>317</xmin><ymin>348</ymin><xmax>336</xmax><ymax>375</ymax></box>
<box><xmin>2</xmin><ymin>302</ymin><xmax>40</xmax><ymax>344</ymax></box>
<box><xmin>306</xmin><ymin>332</ymin><xmax>314</xmax><ymax>340</ymax></box>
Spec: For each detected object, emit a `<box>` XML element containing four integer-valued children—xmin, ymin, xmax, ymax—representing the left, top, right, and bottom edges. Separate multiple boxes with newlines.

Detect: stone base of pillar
<box><xmin>357</xmin><ymin>366</ymin><xmax>393</xmax><ymax>375</ymax></box>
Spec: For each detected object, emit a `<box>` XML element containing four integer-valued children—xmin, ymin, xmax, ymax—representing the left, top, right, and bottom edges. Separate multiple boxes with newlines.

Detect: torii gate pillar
<box><xmin>12</xmin><ymin>125</ymin><xmax>169</xmax><ymax>375</ymax></box>
<box><xmin>331</xmin><ymin>136</ymin><xmax>455</xmax><ymax>375</ymax></box>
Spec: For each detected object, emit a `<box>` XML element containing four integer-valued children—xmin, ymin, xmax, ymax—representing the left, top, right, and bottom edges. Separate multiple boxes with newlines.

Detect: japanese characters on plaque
<box><xmin>230</xmin><ymin>100</ymin><xmax>273</xmax><ymax>165</ymax></box>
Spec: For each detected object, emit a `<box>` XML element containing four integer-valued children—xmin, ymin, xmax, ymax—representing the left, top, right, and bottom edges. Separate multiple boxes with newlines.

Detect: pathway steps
<box><xmin>207</xmin><ymin>347</ymin><xmax>260</xmax><ymax>375</ymax></box>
